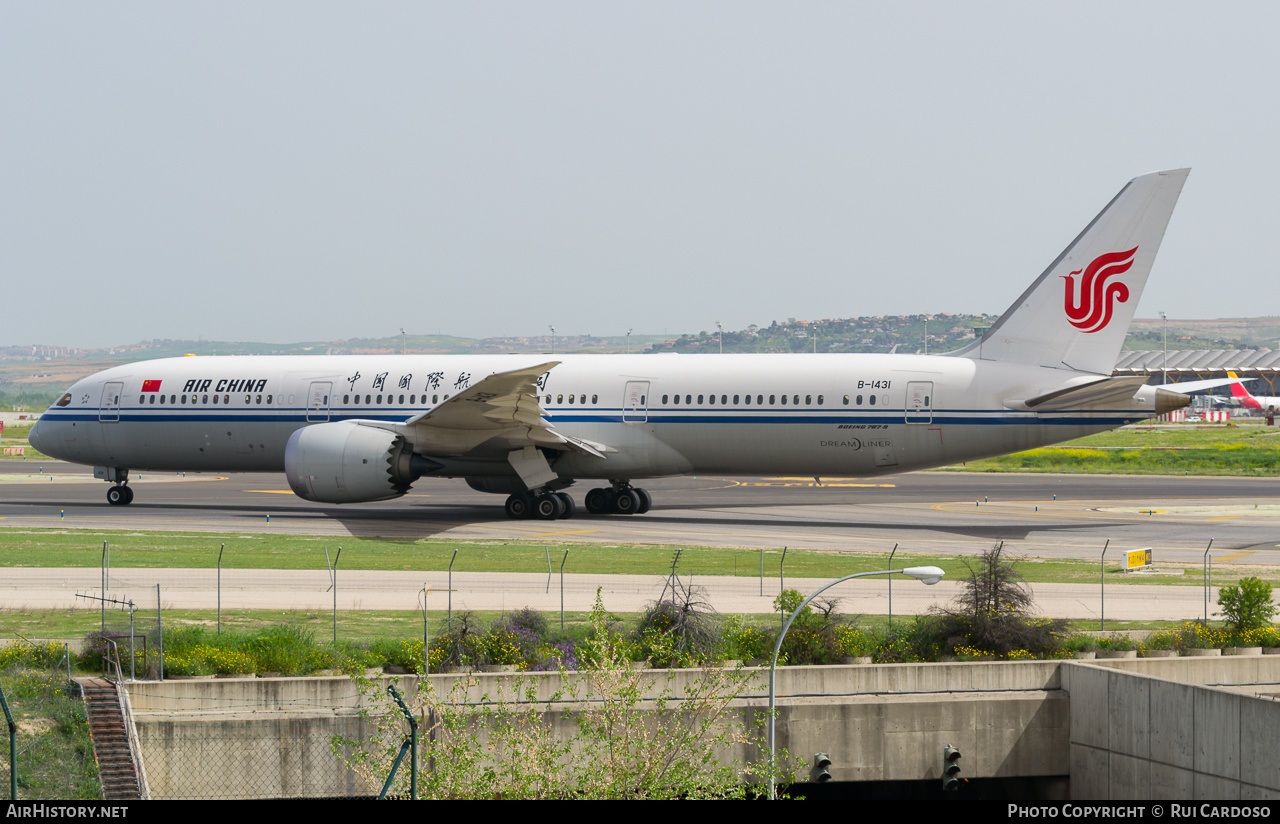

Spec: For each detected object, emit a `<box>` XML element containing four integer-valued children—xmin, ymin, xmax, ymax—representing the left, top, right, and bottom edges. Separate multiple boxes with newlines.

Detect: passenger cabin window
<box><xmin>781</xmin><ymin>395</ymin><xmax>787</xmax><ymax>405</ymax></box>
<box><xmin>708</xmin><ymin>394</ymin><xmax>715</xmax><ymax>405</ymax></box>
<box><xmin>663</xmin><ymin>395</ymin><xmax>669</xmax><ymax>404</ymax></box>
<box><xmin>869</xmin><ymin>395</ymin><xmax>876</xmax><ymax>406</ymax></box>
<box><xmin>843</xmin><ymin>395</ymin><xmax>850</xmax><ymax>405</ymax></box>
<box><xmin>769</xmin><ymin>395</ymin><xmax>775</xmax><ymax>404</ymax></box>
<box><xmin>591</xmin><ymin>394</ymin><xmax>597</xmax><ymax>404</ymax></box>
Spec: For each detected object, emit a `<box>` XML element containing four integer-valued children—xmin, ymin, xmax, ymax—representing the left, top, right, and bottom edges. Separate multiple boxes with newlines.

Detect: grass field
<box><xmin>944</xmin><ymin>421</ymin><xmax>1280</xmax><ymax>475</ymax></box>
<box><xmin>0</xmin><ymin>528</ymin><xmax>1270</xmax><ymax>588</ymax></box>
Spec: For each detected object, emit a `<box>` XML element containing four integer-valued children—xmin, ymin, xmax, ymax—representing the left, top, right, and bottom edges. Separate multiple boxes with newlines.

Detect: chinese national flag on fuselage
<box><xmin>141</xmin><ymin>380</ymin><xmax>162</xmax><ymax>393</ymax></box>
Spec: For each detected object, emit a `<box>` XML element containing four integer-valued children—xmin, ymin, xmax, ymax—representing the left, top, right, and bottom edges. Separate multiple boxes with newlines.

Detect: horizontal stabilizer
<box><xmin>1005</xmin><ymin>376</ymin><xmax>1151</xmax><ymax>411</ymax></box>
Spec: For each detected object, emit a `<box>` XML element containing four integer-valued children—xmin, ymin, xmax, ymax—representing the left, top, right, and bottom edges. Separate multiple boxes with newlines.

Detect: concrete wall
<box><xmin>1062</xmin><ymin>659</ymin><xmax>1280</xmax><ymax>800</ymax></box>
<box><xmin>127</xmin><ymin>661</ymin><xmax>1066</xmax><ymax>798</ymax></box>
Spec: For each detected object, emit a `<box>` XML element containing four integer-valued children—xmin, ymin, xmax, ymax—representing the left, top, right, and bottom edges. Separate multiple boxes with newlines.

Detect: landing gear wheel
<box><xmin>504</xmin><ymin>494</ymin><xmax>531</xmax><ymax>519</ymax></box>
<box><xmin>555</xmin><ymin>492</ymin><xmax>576</xmax><ymax>519</ymax></box>
<box><xmin>106</xmin><ymin>486</ymin><xmax>132</xmax><ymax>506</ymax></box>
<box><xmin>612</xmin><ymin>489</ymin><xmax>640</xmax><ymax>515</ymax></box>
<box><xmin>533</xmin><ymin>494</ymin><xmax>564</xmax><ymax>520</ymax></box>
<box><xmin>122</xmin><ymin>486</ymin><xmax>134</xmax><ymax>505</ymax></box>
<box><xmin>584</xmin><ymin>488</ymin><xmax>610</xmax><ymax>514</ymax></box>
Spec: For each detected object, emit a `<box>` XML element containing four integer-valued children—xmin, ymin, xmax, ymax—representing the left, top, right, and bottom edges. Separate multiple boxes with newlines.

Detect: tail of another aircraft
<box><xmin>956</xmin><ymin>169</ymin><xmax>1190</xmax><ymax>375</ymax></box>
<box><xmin>1227</xmin><ymin>372</ymin><xmax>1262</xmax><ymax>410</ymax></box>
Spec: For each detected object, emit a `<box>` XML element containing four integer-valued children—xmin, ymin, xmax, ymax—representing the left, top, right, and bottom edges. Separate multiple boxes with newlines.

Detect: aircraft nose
<box><xmin>27</xmin><ymin>419</ymin><xmax>43</xmax><ymax>453</ymax></box>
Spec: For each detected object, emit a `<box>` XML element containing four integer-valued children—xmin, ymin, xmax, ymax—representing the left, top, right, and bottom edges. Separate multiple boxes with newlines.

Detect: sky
<box><xmin>4</xmin><ymin>2</ymin><xmax>1279</xmax><ymax>349</ymax></box>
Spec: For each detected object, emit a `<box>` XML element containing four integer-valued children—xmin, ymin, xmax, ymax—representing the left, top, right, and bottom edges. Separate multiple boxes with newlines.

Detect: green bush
<box><xmin>1218</xmin><ymin>577</ymin><xmax>1277</xmax><ymax>633</ymax></box>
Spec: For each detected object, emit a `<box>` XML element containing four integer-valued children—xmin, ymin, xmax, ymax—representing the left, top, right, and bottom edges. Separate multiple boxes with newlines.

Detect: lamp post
<box><xmin>549</xmin><ymin>325</ymin><xmax>556</xmax><ymax>355</ymax></box>
<box><xmin>766</xmin><ymin>565</ymin><xmax>945</xmax><ymax>798</ymax></box>
<box><xmin>1160</xmin><ymin>311</ymin><xmax>1167</xmax><ymax>383</ymax></box>
<box><xmin>716</xmin><ymin>321</ymin><xmax>723</xmax><ymax>354</ymax></box>
<box><xmin>626</xmin><ymin>328</ymin><xmax>633</xmax><ymax>354</ymax></box>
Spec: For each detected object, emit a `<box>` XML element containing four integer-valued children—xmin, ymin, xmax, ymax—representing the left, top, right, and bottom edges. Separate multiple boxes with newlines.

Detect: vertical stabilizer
<box><xmin>957</xmin><ymin>169</ymin><xmax>1189</xmax><ymax>375</ymax></box>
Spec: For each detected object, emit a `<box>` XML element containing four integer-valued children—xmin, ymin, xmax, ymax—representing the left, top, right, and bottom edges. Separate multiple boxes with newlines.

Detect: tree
<box><xmin>1218</xmin><ymin>577</ymin><xmax>1277</xmax><ymax>633</ymax></box>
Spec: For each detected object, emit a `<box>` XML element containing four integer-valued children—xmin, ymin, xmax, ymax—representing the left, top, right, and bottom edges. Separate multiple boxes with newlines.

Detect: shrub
<box><xmin>1218</xmin><ymin>577</ymin><xmax>1277</xmax><ymax>633</ymax></box>
<box><xmin>930</xmin><ymin>544</ymin><xmax>1068</xmax><ymax>659</ymax></box>
<box><xmin>634</xmin><ymin>587</ymin><xmax>722</xmax><ymax>666</ymax></box>
<box><xmin>833</xmin><ymin>625</ymin><xmax>877</xmax><ymax>658</ymax></box>
<box><xmin>0</xmin><ymin>640</ymin><xmax>68</xmax><ymax>670</ymax></box>
<box><xmin>873</xmin><ymin>616</ymin><xmax>946</xmax><ymax>663</ymax></box>
<box><xmin>431</xmin><ymin>612</ymin><xmax>489</xmax><ymax>668</ymax></box>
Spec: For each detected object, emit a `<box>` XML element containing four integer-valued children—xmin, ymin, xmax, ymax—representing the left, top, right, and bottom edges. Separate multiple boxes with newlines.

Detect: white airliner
<box><xmin>30</xmin><ymin>169</ymin><xmax>1193</xmax><ymax>519</ymax></box>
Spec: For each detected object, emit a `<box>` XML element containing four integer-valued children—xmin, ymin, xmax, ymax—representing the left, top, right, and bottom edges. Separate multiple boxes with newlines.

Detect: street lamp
<box><xmin>716</xmin><ymin>321</ymin><xmax>723</xmax><ymax>354</ymax></box>
<box><xmin>766</xmin><ymin>565</ymin><xmax>945</xmax><ymax>798</ymax></box>
<box><xmin>1159</xmin><ymin>311</ymin><xmax>1167</xmax><ymax>383</ymax></box>
<box><xmin>626</xmin><ymin>328</ymin><xmax>633</xmax><ymax>355</ymax></box>
<box><xmin>549</xmin><ymin>325</ymin><xmax>556</xmax><ymax>355</ymax></box>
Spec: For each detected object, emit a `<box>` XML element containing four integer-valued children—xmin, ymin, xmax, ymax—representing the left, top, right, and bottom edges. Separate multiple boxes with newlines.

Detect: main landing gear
<box><xmin>583</xmin><ymin>483</ymin><xmax>651</xmax><ymax>516</ymax></box>
<box><xmin>106</xmin><ymin>483</ymin><xmax>134</xmax><ymax>506</ymax></box>
<box><xmin>504</xmin><ymin>490</ymin><xmax>576</xmax><ymax>520</ymax></box>
<box><xmin>502</xmin><ymin>482</ymin><xmax>652</xmax><ymax>520</ymax></box>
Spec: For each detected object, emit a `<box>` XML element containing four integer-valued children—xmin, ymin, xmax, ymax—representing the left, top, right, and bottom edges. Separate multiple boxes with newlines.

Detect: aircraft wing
<box><xmin>400</xmin><ymin>362</ymin><xmax>612</xmax><ymax>458</ymax></box>
<box><xmin>1006</xmin><ymin>376</ymin><xmax>1156</xmax><ymax>411</ymax></box>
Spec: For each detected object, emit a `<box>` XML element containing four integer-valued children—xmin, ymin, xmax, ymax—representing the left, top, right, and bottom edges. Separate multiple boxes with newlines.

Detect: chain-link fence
<box><xmin>3</xmin><ymin>540</ymin><xmax>955</xmax><ymax>629</ymax></box>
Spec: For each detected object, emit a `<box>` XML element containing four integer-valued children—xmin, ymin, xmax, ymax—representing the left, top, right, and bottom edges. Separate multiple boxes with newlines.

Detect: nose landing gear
<box><xmin>95</xmin><ymin>466</ymin><xmax>133</xmax><ymax>505</ymax></box>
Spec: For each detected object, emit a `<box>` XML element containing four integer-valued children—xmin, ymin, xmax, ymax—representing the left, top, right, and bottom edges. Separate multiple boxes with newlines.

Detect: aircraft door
<box><xmin>905</xmin><ymin>381</ymin><xmax>933</xmax><ymax>424</ymax></box>
<box><xmin>99</xmin><ymin>382</ymin><xmax>123</xmax><ymax>422</ymax></box>
<box><xmin>623</xmin><ymin>381</ymin><xmax>649</xmax><ymax>423</ymax></box>
<box><xmin>306</xmin><ymin>381</ymin><xmax>332</xmax><ymax>422</ymax></box>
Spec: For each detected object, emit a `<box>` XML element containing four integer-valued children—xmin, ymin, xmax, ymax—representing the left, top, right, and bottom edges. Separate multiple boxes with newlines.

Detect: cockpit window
<box><xmin>55</xmin><ymin>393</ymin><xmax>72</xmax><ymax>407</ymax></box>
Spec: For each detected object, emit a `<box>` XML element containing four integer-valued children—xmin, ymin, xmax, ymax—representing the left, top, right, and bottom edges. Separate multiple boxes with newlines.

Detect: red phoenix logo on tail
<box><xmin>1061</xmin><ymin>247</ymin><xmax>1138</xmax><ymax>333</ymax></box>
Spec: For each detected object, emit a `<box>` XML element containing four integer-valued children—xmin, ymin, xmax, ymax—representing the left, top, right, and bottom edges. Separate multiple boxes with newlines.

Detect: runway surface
<box><xmin>2</xmin><ymin>461</ymin><xmax>1278</xmax><ymax>564</ymax></box>
<box><xmin>1</xmin><ymin>460</ymin><xmax>1276</xmax><ymax>620</ymax></box>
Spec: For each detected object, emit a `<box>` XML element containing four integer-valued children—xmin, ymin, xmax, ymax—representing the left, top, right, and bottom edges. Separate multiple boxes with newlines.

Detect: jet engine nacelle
<box><xmin>284</xmin><ymin>421</ymin><xmax>419</xmax><ymax>504</ymax></box>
